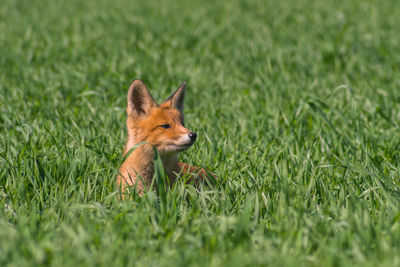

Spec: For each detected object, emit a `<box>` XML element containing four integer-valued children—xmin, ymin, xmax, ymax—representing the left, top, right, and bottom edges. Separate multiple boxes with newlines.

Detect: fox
<box><xmin>117</xmin><ymin>79</ymin><xmax>214</xmax><ymax>197</ymax></box>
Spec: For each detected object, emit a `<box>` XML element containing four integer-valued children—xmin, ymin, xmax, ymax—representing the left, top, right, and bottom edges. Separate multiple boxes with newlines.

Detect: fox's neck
<box><xmin>161</xmin><ymin>153</ymin><xmax>180</xmax><ymax>185</ymax></box>
<box><xmin>161</xmin><ymin>152</ymin><xmax>179</xmax><ymax>170</ymax></box>
<box><xmin>124</xmin><ymin>133</ymin><xmax>180</xmax><ymax>181</ymax></box>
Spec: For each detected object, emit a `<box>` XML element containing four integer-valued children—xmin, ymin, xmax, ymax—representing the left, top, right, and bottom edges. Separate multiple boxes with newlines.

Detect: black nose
<box><xmin>189</xmin><ymin>132</ymin><xmax>197</xmax><ymax>142</ymax></box>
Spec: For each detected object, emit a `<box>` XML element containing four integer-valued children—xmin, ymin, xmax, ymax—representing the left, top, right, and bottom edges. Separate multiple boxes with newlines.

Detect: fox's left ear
<box><xmin>164</xmin><ymin>82</ymin><xmax>186</xmax><ymax>113</ymax></box>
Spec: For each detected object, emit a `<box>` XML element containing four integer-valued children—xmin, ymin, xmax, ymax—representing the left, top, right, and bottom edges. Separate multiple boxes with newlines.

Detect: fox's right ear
<box><xmin>127</xmin><ymin>80</ymin><xmax>156</xmax><ymax>117</ymax></box>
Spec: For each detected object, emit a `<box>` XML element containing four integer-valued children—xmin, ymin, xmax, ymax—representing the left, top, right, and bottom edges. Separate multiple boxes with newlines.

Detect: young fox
<box><xmin>117</xmin><ymin>80</ymin><xmax>213</xmax><ymax>197</ymax></box>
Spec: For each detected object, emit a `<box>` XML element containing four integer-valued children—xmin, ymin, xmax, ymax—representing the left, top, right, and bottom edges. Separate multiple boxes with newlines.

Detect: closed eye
<box><xmin>160</xmin><ymin>124</ymin><xmax>170</xmax><ymax>129</ymax></box>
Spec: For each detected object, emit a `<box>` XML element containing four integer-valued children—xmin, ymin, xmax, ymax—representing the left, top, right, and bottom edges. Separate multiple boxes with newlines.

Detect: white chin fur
<box><xmin>161</xmin><ymin>143</ymin><xmax>192</xmax><ymax>154</ymax></box>
<box><xmin>158</xmin><ymin>136</ymin><xmax>193</xmax><ymax>154</ymax></box>
<box><xmin>179</xmin><ymin>135</ymin><xmax>192</xmax><ymax>144</ymax></box>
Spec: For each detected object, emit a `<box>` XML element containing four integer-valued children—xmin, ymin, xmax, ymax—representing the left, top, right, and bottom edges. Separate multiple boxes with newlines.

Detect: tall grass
<box><xmin>1</xmin><ymin>0</ymin><xmax>400</xmax><ymax>266</ymax></box>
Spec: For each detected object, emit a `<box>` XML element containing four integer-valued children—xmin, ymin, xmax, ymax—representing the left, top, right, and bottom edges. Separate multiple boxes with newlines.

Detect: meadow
<box><xmin>1</xmin><ymin>0</ymin><xmax>400</xmax><ymax>266</ymax></box>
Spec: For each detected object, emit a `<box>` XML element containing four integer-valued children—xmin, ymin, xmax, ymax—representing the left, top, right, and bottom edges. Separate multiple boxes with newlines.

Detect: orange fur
<box><xmin>117</xmin><ymin>80</ymin><xmax>214</xmax><ymax>198</ymax></box>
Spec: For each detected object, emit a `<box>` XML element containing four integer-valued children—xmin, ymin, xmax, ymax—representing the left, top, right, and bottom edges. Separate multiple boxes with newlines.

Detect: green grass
<box><xmin>1</xmin><ymin>0</ymin><xmax>400</xmax><ymax>266</ymax></box>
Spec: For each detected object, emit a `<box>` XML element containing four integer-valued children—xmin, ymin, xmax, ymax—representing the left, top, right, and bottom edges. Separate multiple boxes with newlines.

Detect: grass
<box><xmin>1</xmin><ymin>0</ymin><xmax>400</xmax><ymax>266</ymax></box>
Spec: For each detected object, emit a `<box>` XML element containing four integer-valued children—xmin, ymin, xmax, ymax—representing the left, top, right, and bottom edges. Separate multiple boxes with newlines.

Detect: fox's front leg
<box><xmin>178</xmin><ymin>162</ymin><xmax>216</xmax><ymax>186</ymax></box>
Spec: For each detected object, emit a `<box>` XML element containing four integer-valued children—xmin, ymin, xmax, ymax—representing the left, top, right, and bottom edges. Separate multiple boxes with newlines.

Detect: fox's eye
<box><xmin>160</xmin><ymin>124</ymin><xmax>170</xmax><ymax>129</ymax></box>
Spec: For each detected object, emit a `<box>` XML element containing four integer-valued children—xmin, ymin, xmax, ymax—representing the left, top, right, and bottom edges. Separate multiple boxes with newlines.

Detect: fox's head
<box><xmin>125</xmin><ymin>80</ymin><xmax>197</xmax><ymax>156</ymax></box>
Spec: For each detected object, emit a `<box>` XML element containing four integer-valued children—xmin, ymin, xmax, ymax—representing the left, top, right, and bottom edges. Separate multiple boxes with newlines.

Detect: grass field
<box><xmin>1</xmin><ymin>0</ymin><xmax>400</xmax><ymax>266</ymax></box>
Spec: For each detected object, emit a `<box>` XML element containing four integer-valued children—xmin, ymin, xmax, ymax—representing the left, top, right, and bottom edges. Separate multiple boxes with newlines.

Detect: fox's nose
<box><xmin>189</xmin><ymin>132</ymin><xmax>197</xmax><ymax>142</ymax></box>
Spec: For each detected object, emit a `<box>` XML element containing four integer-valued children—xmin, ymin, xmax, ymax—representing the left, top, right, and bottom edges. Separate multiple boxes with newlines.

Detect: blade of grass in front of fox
<box><xmin>152</xmin><ymin>146</ymin><xmax>167</xmax><ymax>213</ymax></box>
<box><xmin>127</xmin><ymin>170</ymin><xmax>145</xmax><ymax>198</ymax></box>
<box><xmin>119</xmin><ymin>142</ymin><xmax>148</xmax><ymax>164</ymax></box>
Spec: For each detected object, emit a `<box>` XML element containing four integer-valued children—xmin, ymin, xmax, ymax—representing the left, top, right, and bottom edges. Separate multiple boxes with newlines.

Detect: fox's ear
<box><xmin>164</xmin><ymin>82</ymin><xmax>186</xmax><ymax>113</ymax></box>
<box><xmin>127</xmin><ymin>80</ymin><xmax>156</xmax><ymax>117</ymax></box>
